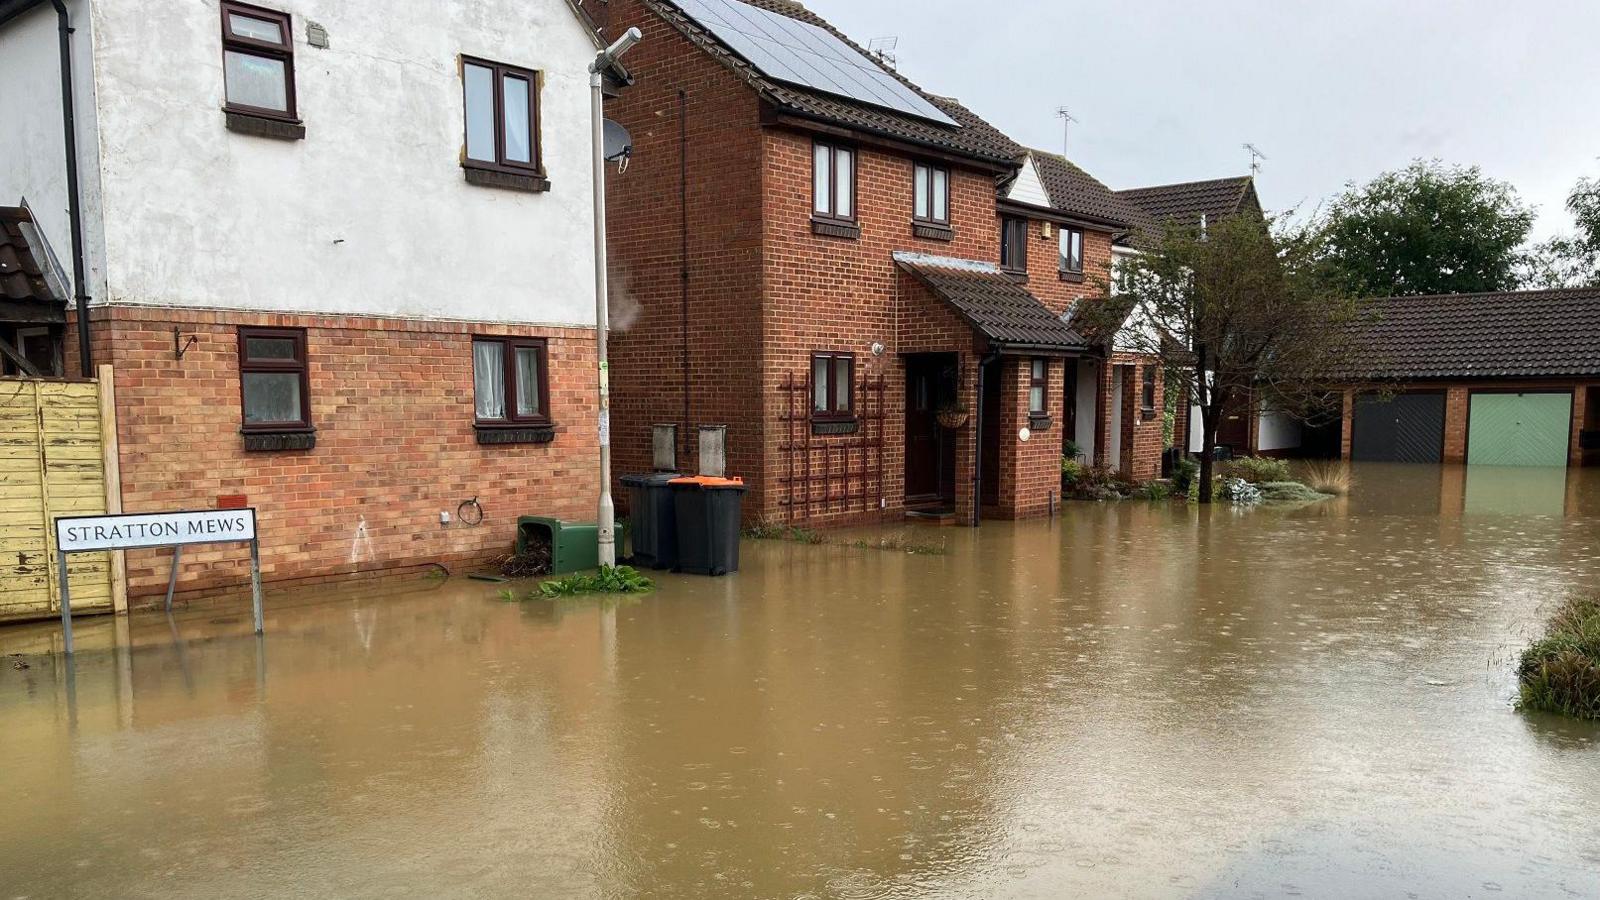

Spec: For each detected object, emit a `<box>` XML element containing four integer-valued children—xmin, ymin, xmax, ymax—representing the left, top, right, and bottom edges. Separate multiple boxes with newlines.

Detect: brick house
<box><xmin>1</xmin><ymin>0</ymin><xmax>621</xmax><ymax>599</ymax></box>
<box><xmin>1113</xmin><ymin>175</ymin><xmax>1266</xmax><ymax>460</ymax></box>
<box><xmin>1284</xmin><ymin>288</ymin><xmax>1600</xmax><ymax>468</ymax></box>
<box><xmin>592</xmin><ymin>0</ymin><xmax>1178</xmax><ymax>526</ymax></box>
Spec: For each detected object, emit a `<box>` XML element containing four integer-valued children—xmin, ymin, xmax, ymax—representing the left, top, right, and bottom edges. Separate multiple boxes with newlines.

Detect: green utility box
<box><xmin>515</xmin><ymin>517</ymin><xmax>630</xmax><ymax>575</ymax></box>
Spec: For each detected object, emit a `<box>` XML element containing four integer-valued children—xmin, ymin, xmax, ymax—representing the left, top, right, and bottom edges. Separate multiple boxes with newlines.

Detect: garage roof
<box><xmin>1339</xmin><ymin>287</ymin><xmax>1600</xmax><ymax>379</ymax></box>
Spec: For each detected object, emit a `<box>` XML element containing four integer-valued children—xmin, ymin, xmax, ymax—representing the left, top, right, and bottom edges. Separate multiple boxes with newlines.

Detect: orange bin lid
<box><xmin>668</xmin><ymin>475</ymin><xmax>744</xmax><ymax>488</ymax></box>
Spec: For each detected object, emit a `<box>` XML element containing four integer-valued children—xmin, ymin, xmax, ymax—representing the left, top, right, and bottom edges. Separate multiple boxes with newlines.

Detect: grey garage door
<box><xmin>1352</xmin><ymin>393</ymin><xmax>1446</xmax><ymax>463</ymax></box>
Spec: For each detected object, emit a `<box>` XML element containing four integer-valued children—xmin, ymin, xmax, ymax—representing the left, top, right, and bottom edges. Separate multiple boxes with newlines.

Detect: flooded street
<box><xmin>4</xmin><ymin>464</ymin><xmax>1600</xmax><ymax>899</ymax></box>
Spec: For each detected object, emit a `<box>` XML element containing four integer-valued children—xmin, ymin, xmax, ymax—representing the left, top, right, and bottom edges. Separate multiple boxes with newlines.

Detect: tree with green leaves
<box><xmin>1081</xmin><ymin>214</ymin><xmax>1363</xmax><ymax>503</ymax></box>
<box><xmin>1318</xmin><ymin>160</ymin><xmax>1535</xmax><ymax>297</ymax></box>
<box><xmin>1524</xmin><ymin>175</ymin><xmax>1600</xmax><ymax>288</ymax></box>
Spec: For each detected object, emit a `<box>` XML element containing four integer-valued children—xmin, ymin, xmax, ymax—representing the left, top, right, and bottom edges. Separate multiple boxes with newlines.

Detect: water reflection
<box><xmin>1</xmin><ymin>464</ymin><xmax>1598</xmax><ymax>898</ymax></box>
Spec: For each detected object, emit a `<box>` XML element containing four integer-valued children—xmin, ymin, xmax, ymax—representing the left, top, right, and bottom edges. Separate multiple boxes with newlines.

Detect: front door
<box><xmin>905</xmin><ymin>354</ymin><xmax>957</xmax><ymax>507</ymax></box>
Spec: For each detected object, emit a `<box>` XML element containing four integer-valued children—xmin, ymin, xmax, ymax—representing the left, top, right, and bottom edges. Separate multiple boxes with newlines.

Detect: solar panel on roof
<box><xmin>673</xmin><ymin>0</ymin><xmax>960</xmax><ymax>128</ymax></box>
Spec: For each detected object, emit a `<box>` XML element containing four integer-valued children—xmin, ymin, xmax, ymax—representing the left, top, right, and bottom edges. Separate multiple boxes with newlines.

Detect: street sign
<box><xmin>51</xmin><ymin>509</ymin><xmax>265</xmax><ymax>655</ymax></box>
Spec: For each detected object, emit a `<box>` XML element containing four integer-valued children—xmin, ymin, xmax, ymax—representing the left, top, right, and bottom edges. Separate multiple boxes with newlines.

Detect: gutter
<box><xmin>4</xmin><ymin>0</ymin><xmax>93</xmax><ymax>374</ymax></box>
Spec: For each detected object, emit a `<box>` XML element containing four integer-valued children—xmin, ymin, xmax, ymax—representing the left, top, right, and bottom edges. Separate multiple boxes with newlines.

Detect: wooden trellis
<box><xmin>775</xmin><ymin>369</ymin><xmax>886</xmax><ymax>522</ymax></box>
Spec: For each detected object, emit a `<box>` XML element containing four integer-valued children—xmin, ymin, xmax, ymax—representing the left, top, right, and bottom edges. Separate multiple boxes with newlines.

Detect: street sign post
<box><xmin>53</xmin><ymin>508</ymin><xmax>263</xmax><ymax>654</ymax></box>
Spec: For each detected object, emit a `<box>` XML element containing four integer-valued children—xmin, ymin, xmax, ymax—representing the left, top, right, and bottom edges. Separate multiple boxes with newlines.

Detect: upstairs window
<box><xmin>473</xmin><ymin>337</ymin><xmax>550</xmax><ymax>424</ymax></box>
<box><xmin>811</xmin><ymin>351</ymin><xmax>855</xmax><ymax>419</ymax></box>
<box><xmin>1059</xmin><ymin>226</ymin><xmax>1084</xmax><ymax>275</ymax></box>
<box><xmin>238</xmin><ymin>327</ymin><xmax>310</xmax><ymax>430</ymax></box>
<box><xmin>1029</xmin><ymin>359</ymin><xmax>1048</xmax><ymax>415</ymax></box>
<box><xmin>221</xmin><ymin>2</ymin><xmax>296</xmax><ymax>120</ymax></box>
<box><xmin>913</xmin><ymin>163</ymin><xmax>950</xmax><ymax>224</ymax></box>
<box><xmin>1000</xmin><ymin>217</ymin><xmax>1028</xmax><ymax>272</ymax></box>
<box><xmin>812</xmin><ymin>142</ymin><xmax>855</xmax><ymax>222</ymax></box>
<box><xmin>463</xmin><ymin>57</ymin><xmax>541</xmax><ymax>173</ymax></box>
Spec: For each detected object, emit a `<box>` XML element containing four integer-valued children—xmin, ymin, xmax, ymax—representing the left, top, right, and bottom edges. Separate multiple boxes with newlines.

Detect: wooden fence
<box><xmin>0</xmin><ymin>366</ymin><xmax>125</xmax><ymax>622</ymax></box>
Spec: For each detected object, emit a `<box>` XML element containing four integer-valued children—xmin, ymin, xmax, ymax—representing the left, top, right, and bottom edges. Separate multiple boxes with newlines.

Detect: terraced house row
<box><xmin>591</xmin><ymin>0</ymin><xmax>1259</xmax><ymax>526</ymax></box>
<box><xmin>1</xmin><ymin>0</ymin><xmax>1257</xmax><ymax>607</ymax></box>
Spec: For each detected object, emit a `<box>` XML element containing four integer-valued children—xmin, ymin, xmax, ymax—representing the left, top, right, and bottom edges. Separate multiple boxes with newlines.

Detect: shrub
<box><xmin>1218</xmin><ymin>477</ymin><xmax>1263</xmax><ymax>505</ymax></box>
<box><xmin>539</xmin><ymin>565</ymin><xmax>655</xmax><ymax>598</ymax></box>
<box><xmin>1172</xmin><ymin>455</ymin><xmax>1200</xmax><ymax>495</ymax></box>
<box><xmin>1061</xmin><ymin>458</ymin><xmax>1087</xmax><ymax>485</ymax></box>
<box><xmin>1257</xmin><ymin>481</ymin><xmax>1332</xmax><ymax>503</ymax></box>
<box><xmin>1301</xmin><ymin>461</ymin><xmax>1355</xmax><ymax>496</ymax></box>
<box><xmin>1518</xmin><ymin>597</ymin><xmax>1600</xmax><ymax>720</ymax></box>
<box><xmin>1062</xmin><ymin>440</ymin><xmax>1084</xmax><ymax>461</ymax></box>
<box><xmin>1135</xmin><ymin>480</ymin><xmax>1172</xmax><ymax>501</ymax></box>
<box><xmin>1221</xmin><ymin>456</ymin><xmax>1292</xmax><ymax>484</ymax></box>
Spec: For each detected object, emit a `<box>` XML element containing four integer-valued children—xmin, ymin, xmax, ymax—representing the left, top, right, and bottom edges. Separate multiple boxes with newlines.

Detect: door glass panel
<box><xmin>224</xmin><ymin>50</ymin><xmax>289</xmax><ymax>112</ymax></box>
<box><xmin>464</xmin><ymin>64</ymin><xmax>496</xmax><ymax>162</ymax></box>
<box><xmin>503</xmin><ymin>76</ymin><xmax>532</xmax><ymax>164</ymax></box>
<box><xmin>242</xmin><ymin>372</ymin><xmax>302</xmax><ymax>424</ymax></box>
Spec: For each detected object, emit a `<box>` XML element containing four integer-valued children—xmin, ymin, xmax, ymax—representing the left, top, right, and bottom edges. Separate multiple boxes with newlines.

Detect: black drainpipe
<box><xmin>971</xmin><ymin>347</ymin><xmax>1002</xmax><ymax>527</ymax></box>
<box><xmin>48</xmin><ymin>0</ymin><xmax>92</xmax><ymax>376</ymax></box>
<box><xmin>678</xmin><ymin>89</ymin><xmax>690</xmax><ymax>463</ymax></box>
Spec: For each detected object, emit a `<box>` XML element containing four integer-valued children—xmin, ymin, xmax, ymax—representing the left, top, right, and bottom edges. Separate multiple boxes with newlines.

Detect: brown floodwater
<box><xmin>3</xmin><ymin>463</ymin><xmax>1600</xmax><ymax>899</ymax></box>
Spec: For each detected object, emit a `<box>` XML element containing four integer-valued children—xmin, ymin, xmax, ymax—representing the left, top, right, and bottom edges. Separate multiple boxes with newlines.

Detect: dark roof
<box><xmin>645</xmin><ymin>0</ymin><xmax>1022</xmax><ymax>166</ymax></box>
<box><xmin>0</xmin><ymin>206</ymin><xmax>64</xmax><ymax>305</ymax></box>
<box><xmin>1338</xmin><ymin>288</ymin><xmax>1600</xmax><ymax>380</ymax></box>
<box><xmin>895</xmin><ymin>253</ymin><xmax>1087</xmax><ymax>353</ymax></box>
<box><xmin>1022</xmin><ymin>150</ymin><xmax>1139</xmax><ymax>229</ymax></box>
<box><xmin>1116</xmin><ymin>176</ymin><xmax>1259</xmax><ymax>246</ymax></box>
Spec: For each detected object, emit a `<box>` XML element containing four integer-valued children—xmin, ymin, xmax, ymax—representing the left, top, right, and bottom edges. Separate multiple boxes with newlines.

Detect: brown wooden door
<box><xmin>905</xmin><ymin>358</ymin><xmax>940</xmax><ymax>503</ymax></box>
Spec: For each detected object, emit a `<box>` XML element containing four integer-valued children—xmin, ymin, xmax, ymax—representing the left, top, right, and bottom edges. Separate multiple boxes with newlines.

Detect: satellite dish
<box><xmin>603</xmin><ymin>119</ymin><xmax>633</xmax><ymax>162</ymax></box>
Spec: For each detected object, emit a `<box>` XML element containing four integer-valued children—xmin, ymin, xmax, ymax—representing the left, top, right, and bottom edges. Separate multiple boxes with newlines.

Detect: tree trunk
<box><xmin>1198</xmin><ymin>412</ymin><xmax>1219</xmax><ymax>504</ymax></box>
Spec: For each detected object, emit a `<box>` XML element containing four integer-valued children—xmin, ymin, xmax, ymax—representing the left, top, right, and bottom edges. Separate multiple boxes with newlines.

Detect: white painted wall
<box><xmin>0</xmin><ymin>0</ymin><xmax>109</xmax><ymax>300</ymax></box>
<box><xmin>1074</xmin><ymin>358</ymin><xmax>1097</xmax><ymax>463</ymax></box>
<box><xmin>1257</xmin><ymin>404</ymin><xmax>1304</xmax><ymax>453</ymax></box>
<box><xmin>1005</xmin><ymin>155</ymin><xmax>1050</xmax><ymax>208</ymax></box>
<box><xmin>12</xmin><ymin>0</ymin><xmax>601</xmax><ymax>327</ymax></box>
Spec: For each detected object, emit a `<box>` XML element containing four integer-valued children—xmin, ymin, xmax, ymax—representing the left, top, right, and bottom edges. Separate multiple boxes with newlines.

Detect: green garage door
<box><xmin>1467</xmin><ymin>393</ymin><xmax>1572</xmax><ymax>467</ymax></box>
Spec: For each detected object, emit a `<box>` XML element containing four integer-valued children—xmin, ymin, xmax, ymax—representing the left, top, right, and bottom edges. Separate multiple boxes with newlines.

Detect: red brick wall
<box><xmin>1014</xmin><ymin>219</ymin><xmax>1117</xmax><ymax>318</ymax></box>
<box><xmin>986</xmin><ymin>356</ymin><xmax>1066</xmax><ymax>518</ymax></box>
<box><xmin>758</xmin><ymin>129</ymin><xmax>1003</xmax><ymax>525</ymax></box>
<box><xmin>600</xmin><ymin>0</ymin><xmax>767</xmax><ymax>504</ymax></box>
<box><xmin>81</xmin><ymin>306</ymin><xmax>596</xmax><ymax>600</ymax></box>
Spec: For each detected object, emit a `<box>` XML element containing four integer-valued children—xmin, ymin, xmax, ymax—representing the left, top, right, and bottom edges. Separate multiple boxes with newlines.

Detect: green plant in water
<box><xmin>539</xmin><ymin>565</ymin><xmax>656</xmax><ymax>598</ymax></box>
<box><xmin>1517</xmin><ymin>596</ymin><xmax>1600</xmax><ymax>721</ymax></box>
<box><xmin>846</xmin><ymin>536</ymin><xmax>949</xmax><ymax>556</ymax></box>
<box><xmin>1172</xmin><ymin>455</ymin><xmax>1200</xmax><ymax>495</ymax></box>
<box><xmin>744</xmin><ymin>521</ymin><xmax>826</xmax><ymax>545</ymax></box>
<box><xmin>1135</xmin><ymin>480</ymin><xmax>1172</xmax><ymax>501</ymax></box>
<box><xmin>1300</xmin><ymin>460</ymin><xmax>1355</xmax><ymax>496</ymax></box>
<box><xmin>1221</xmin><ymin>456</ymin><xmax>1292</xmax><ymax>484</ymax></box>
<box><xmin>1060</xmin><ymin>458</ymin><xmax>1087</xmax><ymax>485</ymax></box>
<box><xmin>497</xmin><ymin>588</ymin><xmax>518</xmax><ymax>602</ymax></box>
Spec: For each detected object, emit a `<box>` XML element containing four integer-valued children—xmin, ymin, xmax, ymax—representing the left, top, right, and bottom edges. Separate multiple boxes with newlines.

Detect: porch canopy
<box><xmin>893</xmin><ymin>252</ymin><xmax>1088</xmax><ymax>356</ymax></box>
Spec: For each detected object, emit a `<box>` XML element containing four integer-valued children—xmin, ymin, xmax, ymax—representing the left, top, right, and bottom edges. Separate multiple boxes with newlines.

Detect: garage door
<box><xmin>1352</xmin><ymin>393</ymin><xmax>1445</xmax><ymax>463</ymax></box>
<box><xmin>1467</xmin><ymin>392</ymin><xmax>1572</xmax><ymax>467</ymax></box>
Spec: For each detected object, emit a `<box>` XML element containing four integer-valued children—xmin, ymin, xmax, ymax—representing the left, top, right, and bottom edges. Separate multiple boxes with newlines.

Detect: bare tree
<box><xmin>1078</xmin><ymin>213</ymin><xmax>1364</xmax><ymax>502</ymax></box>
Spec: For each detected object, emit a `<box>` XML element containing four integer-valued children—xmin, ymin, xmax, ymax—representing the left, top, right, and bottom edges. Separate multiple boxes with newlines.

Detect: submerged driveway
<box><xmin>2</xmin><ymin>464</ymin><xmax>1599</xmax><ymax>898</ymax></box>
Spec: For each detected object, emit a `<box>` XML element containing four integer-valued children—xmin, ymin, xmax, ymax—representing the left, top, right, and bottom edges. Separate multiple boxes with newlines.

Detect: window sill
<box><xmin>811</xmin><ymin>418</ymin><xmax>859</xmax><ymax>436</ymax></box>
<box><xmin>912</xmin><ymin>222</ymin><xmax>954</xmax><ymax>241</ymax></box>
<box><xmin>225</xmin><ymin>111</ymin><xmax>305</xmax><ymax>141</ymax></box>
<box><xmin>241</xmin><ymin>429</ymin><xmax>316</xmax><ymax>452</ymax></box>
<box><xmin>1059</xmin><ymin>270</ymin><xmax>1085</xmax><ymax>284</ymax></box>
<box><xmin>811</xmin><ymin>218</ymin><xmax>860</xmax><ymax>240</ymax></box>
<box><xmin>463</xmin><ymin>165</ymin><xmax>551</xmax><ymax>193</ymax></box>
<box><xmin>1028</xmin><ymin>414</ymin><xmax>1053</xmax><ymax>431</ymax></box>
<box><xmin>1001</xmin><ymin>268</ymin><xmax>1029</xmax><ymax>283</ymax></box>
<box><xmin>476</xmin><ymin>424</ymin><xmax>556</xmax><ymax>446</ymax></box>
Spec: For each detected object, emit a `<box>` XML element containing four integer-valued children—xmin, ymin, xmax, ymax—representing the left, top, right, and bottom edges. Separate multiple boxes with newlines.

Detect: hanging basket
<box><xmin>936</xmin><ymin>407</ymin><xmax>970</xmax><ymax>429</ymax></box>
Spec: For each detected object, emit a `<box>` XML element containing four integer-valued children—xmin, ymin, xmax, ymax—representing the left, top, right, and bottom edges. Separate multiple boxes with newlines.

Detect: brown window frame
<box><xmin>913</xmin><ymin>162</ymin><xmax>950</xmax><ymax>225</ymax></box>
<box><xmin>1000</xmin><ymin>216</ymin><xmax>1029</xmax><ymax>272</ymax></box>
<box><xmin>1141</xmin><ymin>364</ymin><xmax>1158</xmax><ymax>415</ymax></box>
<box><xmin>461</xmin><ymin>56</ymin><xmax>544</xmax><ymax>176</ymax></box>
<box><xmin>237</xmin><ymin>326</ymin><xmax>312</xmax><ymax>433</ymax></box>
<box><xmin>473</xmin><ymin>336</ymin><xmax>552</xmax><ymax>426</ymax></box>
<box><xmin>220</xmin><ymin>2</ymin><xmax>298</xmax><ymax>122</ymax></box>
<box><xmin>811</xmin><ymin>140</ymin><xmax>857</xmax><ymax>224</ymax></box>
<box><xmin>1029</xmin><ymin>358</ymin><xmax>1049</xmax><ymax>415</ymax></box>
<box><xmin>1059</xmin><ymin>226</ymin><xmax>1085</xmax><ymax>274</ymax></box>
<box><xmin>810</xmin><ymin>351</ymin><xmax>856</xmax><ymax>420</ymax></box>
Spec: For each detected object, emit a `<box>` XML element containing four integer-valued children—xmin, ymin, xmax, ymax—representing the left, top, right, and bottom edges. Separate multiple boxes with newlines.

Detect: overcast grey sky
<box><xmin>805</xmin><ymin>0</ymin><xmax>1600</xmax><ymax>240</ymax></box>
